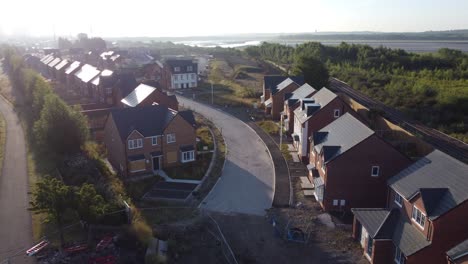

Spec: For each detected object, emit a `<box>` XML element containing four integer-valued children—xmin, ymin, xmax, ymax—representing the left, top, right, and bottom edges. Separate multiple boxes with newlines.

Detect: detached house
<box><xmin>261</xmin><ymin>75</ymin><xmax>304</xmax><ymax>105</ymax></box>
<box><xmin>293</xmin><ymin>87</ymin><xmax>358</xmax><ymax>161</ymax></box>
<box><xmin>282</xmin><ymin>83</ymin><xmax>317</xmax><ymax>133</ymax></box>
<box><xmin>161</xmin><ymin>59</ymin><xmax>198</xmax><ymax>89</ymax></box>
<box><xmin>120</xmin><ymin>83</ymin><xmax>178</xmax><ymax>110</ymax></box>
<box><xmin>308</xmin><ymin>113</ymin><xmax>411</xmax><ymax>211</ymax></box>
<box><xmin>352</xmin><ymin>150</ymin><xmax>468</xmax><ymax>264</ymax></box>
<box><xmin>264</xmin><ymin>78</ymin><xmax>301</xmax><ymax>120</ymax></box>
<box><xmin>104</xmin><ymin>105</ymin><xmax>197</xmax><ymax>177</ymax></box>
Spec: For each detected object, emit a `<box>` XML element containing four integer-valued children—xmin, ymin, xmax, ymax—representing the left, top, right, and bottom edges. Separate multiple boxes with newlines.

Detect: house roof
<box><xmin>178</xmin><ymin>110</ymin><xmax>196</xmax><ymax>126</ymax></box>
<box><xmin>74</xmin><ymin>64</ymin><xmax>101</xmax><ymax>84</ymax></box>
<box><xmin>165</xmin><ymin>59</ymin><xmax>197</xmax><ymax>74</ymax></box>
<box><xmin>264</xmin><ymin>75</ymin><xmax>305</xmax><ymax>94</ymax></box>
<box><xmin>42</xmin><ymin>56</ymin><xmax>55</xmax><ymax>65</ymax></box>
<box><xmin>388</xmin><ymin>150</ymin><xmax>468</xmax><ymax>220</ymax></box>
<box><xmin>273</xmin><ymin>78</ymin><xmax>298</xmax><ymax>94</ymax></box>
<box><xmin>286</xmin><ymin>83</ymin><xmax>317</xmax><ymax>105</ymax></box>
<box><xmin>110</xmin><ymin>105</ymin><xmax>177</xmax><ymax>140</ymax></box>
<box><xmin>313</xmin><ymin>113</ymin><xmax>374</xmax><ymax>163</ymax></box>
<box><xmin>65</xmin><ymin>61</ymin><xmax>82</xmax><ymax>75</ymax></box>
<box><xmin>392</xmin><ymin>219</ymin><xmax>431</xmax><ymax>256</ymax></box>
<box><xmin>91</xmin><ymin>69</ymin><xmax>113</xmax><ymax>86</ymax></box>
<box><xmin>48</xmin><ymin>57</ymin><xmax>61</xmax><ymax>68</ymax></box>
<box><xmin>40</xmin><ymin>54</ymin><xmax>53</xmax><ymax>63</ymax></box>
<box><xmin>352</xmin><ymin>208</ymin><xmax>399</xmax><ymax>239</ymax></box>
<box><xmin>447</xmin><ymin>239</ymin><xmax>468</xmax><ymax>261</ymax></box>
<box><xmin>293</xmin><ymin>87</ymin><xmax>338</xmax><ymax>124</ymax></box>
<box><xmin>114</xmin><ymin>72</ymin><xmax>138</xmax><ymax>97</ymax></box>
<box><xmin>55</xmin><ymin>59</ymin><xmax>69</xmax><ymax>71</ymax></box>
<box><xmin>121</xmin><ymin>84</ymin><xmax>157</xmax><ymax>107</ymax></box>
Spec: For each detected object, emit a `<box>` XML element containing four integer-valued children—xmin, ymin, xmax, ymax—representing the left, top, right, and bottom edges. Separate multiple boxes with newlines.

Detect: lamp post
<box><xmin>211</xmin><ymin>82</ymin><xmax>214</xmax><ymax>105</ymax></box>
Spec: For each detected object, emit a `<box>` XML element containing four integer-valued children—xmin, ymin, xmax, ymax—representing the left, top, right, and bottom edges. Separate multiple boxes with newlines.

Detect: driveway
<box><xmin>0</xmin><ymin>95</ymin><xmax>33</xmax><ymax>263</ymax></box>
<box><xmin>177</xmin><ymin>96</ymin><xmax>275</xmax><ymax>216</ymax></box>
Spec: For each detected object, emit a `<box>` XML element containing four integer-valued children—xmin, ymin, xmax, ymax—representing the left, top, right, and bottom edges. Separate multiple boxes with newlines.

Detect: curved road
<box><xmin>178</xmin><ymin>96</ymin><xmax>275</xmax><ymax>216</ymax></box>
<box><xmin>0</xmin><ymin>95</ymin><xmax>33</xmax><ymax>264</ymax></box>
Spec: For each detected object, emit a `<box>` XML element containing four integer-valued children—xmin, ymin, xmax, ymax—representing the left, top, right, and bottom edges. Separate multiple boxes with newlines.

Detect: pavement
<box><xmin>177</xmin><ymin>96</ymin><xmax>275</xmax><ymax>216</ymax></box>
<box><xmin>0</xmin><ymin>95</ymin><xmax>33</xmax><ymax>264</ymax></box>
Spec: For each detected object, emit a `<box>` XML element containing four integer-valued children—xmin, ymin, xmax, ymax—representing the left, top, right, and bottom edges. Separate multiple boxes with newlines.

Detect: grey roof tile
<box><xmin>110</xmin><ymin>105</ymin><xmax>177</xmax><ymax>140</ymax></box>
<box><xmin>392</xmin><ymin>219</ymin><xmax>431</xmax><ymax>256</ymax></box>
<box><xmin>313</xmin><ymin>113</ymin><xmax>374</xmax><ymax>162</ymax></box>
<box><xmin>55</xmin><ymin>59</ymin><xmax>70</xmax><ymax>71</ymax></box>
<box><xmin>74</xmin><ymin>64</ymin><xmax>101</xmax><ymax>83</ymax></box>
<box><xmin>264</xmin><ymin>75</ymin><xmax>305</xmax><ymax>94</ymax></box>
<box><xmin>65</xmin><ymin>61</ymin><xmax>82</xmax><ymax>75</ymax></box>
<box><xmin>447</xmin><ymin>239</ymin><xmax>468</xmax><ymax>261</ymax></box>
<box><xmin>352</xmin><ymin>208</ymin><xmax>392</xmax><ymax>238</ymax></box>
<box><xmin>388</xmin><ymin>150</ymin><xmax>468</xmax><ymax>220</ymax></box>
<box><xmin>293</xmin><ymin>87</ymin><xmax>338</xmax><ymax>124</ymax></box>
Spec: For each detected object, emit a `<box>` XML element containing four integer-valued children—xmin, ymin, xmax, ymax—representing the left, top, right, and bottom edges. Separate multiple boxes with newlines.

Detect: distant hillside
<box><xmin>277</xmin><ymin>30</ymin><xmax>468</xmax><ymax>41</ymax></box>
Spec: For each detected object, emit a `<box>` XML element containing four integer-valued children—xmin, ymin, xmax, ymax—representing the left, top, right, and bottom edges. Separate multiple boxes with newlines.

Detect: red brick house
<box><xmin>47</xmin><ymin>57</ymin><xmax>62</xmax><ymax>78</ymax></box>
<box><xmin>120</xmin><ymin>83</ymin><xmax>178</xmax><ymax>110</ymax></box>
<box><xmin>447</xmin><ymin>239</ymin><xmax>468</xmax><ymax>264</ymax></box>
<box><xmin>352</xmin><ymin>150</ymin><xmax>468</xmax><ymax>264</ymax></box>
<box><xmin>261</xmin><ymin>75</ymin><xmax>304</xmax><ymax>105</ymax></box>
<box><xmin>264</xmin><ymin>78</ymin><xmax>301</xmax><ymax>120</ymax></box>
<box><xmin>293</xmin><ymin>87</ymin><xmax>359</xmax><ymax>161</ymax></box>
<box><xmin>90</xmin><ymin>69</ymin><xmax>114</xmax><ymax>103</ymax></box>
<box><xmin>103</xmin><ymin>105</ymin><xmax>197</xmax><ymax>177</ymax></box>
<box><xmin>161</xmin><ymin>59</ymin><xmax>198</xmax><ymax>89</ymax></box>
<box><xmin>282</xmin><ymin>83</ymin><xmax>317</xmax><ymax>133</ymax></box>
<box><xmin>308</xmin><ymin>113</ymin><xmax>411</xmax><ymax>211</ymax></box>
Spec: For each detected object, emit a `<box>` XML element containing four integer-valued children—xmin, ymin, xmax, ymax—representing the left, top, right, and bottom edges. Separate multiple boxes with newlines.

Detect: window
<box><xmin>411</xmin><ymin>206</ymin><xmax>426</xmax><ymax>228</ymax></box>
<box><xmin>182</xmin><ymin>151</ymin><xmax>195</xmax><ymax>162</ymax></box>
<box><xmin>128</xmin><ymin>138</ymin><xmax>143</xmax><ymax>149</ymax></box>
<box><xmin>394</xmin><ymin>246</ymin><xmax>406</xmax><ymax>264</ymax></box>
<box><xmin>371</xmin><ymin>166</ymin><xmax>380</xmax><ymax>177</ymax></box>
<box><xmin>333</xmin><ymin>199</ymin><xmax>339</xmax><ymax>206</ymax></box>
<box><xmin>174</xmin><ymin>66</ymin><xmax>180</xmax><ymax>72</ymax></box>
<box><xmin>340</xmin><ymin>200</ymin><xmax>346</xmax><ymax>206</ymax></box>
<box><xmin>366</xmin><ymin>236</ymin><xmax>373</xmax><ymax>257</ymax></box>
<box><xmin>334</xmin><ymin>109</ymin><xmax>341</xmax><ymax>118</ymax></box>
<box><xmin>151</xmin><ymin>136</ymin><xmax>158</xmax><ymax>146</ymax></box>
<box><xmin>167</xmin><ymin>133</ymin><xmax>176</xmax><ymax>143</ymax></box>
<box><xmin>394</xmin><ymin>191</ymin><xmax>403</xmax><ymax>207</ymax></box>
<box><xmin>187</xmin><ymin>66</ymin><xmax>193</xmax><ymax>71</ymax></box>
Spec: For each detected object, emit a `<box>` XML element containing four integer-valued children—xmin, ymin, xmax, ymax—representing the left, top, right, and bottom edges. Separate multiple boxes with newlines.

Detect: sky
<box><xmin>1</xmin><ymin>0</ymin><xmax>468</xmax><ymax>38</ymax></box>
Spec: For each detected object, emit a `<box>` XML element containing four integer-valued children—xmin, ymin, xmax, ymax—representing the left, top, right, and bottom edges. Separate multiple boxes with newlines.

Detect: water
<box><xmin>177</xmin><ymin>39</ymin><xmax>468</xmax><ymax>53</ymax></box>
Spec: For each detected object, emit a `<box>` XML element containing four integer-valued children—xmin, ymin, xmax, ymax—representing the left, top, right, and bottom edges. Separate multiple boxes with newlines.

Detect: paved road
<box><xmin>0</xmin><ymin>95</ymin><xmax>33</xmax><ymax>264</ymax></box>
<box><xmin>178</xmin><ymin>96</ymin><xmax>275</xmax><ymax>216</ymax></box>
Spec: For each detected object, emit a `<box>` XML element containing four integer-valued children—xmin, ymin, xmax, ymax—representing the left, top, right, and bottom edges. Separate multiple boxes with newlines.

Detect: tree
<box><xmin>292</xmin><ymin>55</ymin><xmax>329</xmax><ymax>88</ymax></box>
<box><xmin>75</xmin><ymin>184</ymin><xmax>109</xmax><ymax>224</ymax></box>
<box><xmin>29</xmin><ymin>177</ymin><xmax>74</xmax><ymax>246</ymax></box>
<box><xmin>33</xmin><ymin>94</ymin><xmax>89</xmax><ymax>155</ymax></box>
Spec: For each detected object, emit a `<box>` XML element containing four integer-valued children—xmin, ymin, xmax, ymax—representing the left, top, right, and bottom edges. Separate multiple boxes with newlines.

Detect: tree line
<box><xmin>245</xmin><ymin>42</ymin><xmax>468</xmax><ymax>142</ymax></box>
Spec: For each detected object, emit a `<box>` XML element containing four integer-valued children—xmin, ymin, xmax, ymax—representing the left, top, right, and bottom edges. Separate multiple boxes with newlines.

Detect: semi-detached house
<box><xmin>282</xmin><ymin>83</ymin><xmax>317</xmax><ymax>134</ymax></box>
<box><xmin>352</xmin><ymin>150</ymin><xmax>468</xmax><ymax>264</ymax></box>
<box><xmin>104</xmin><ymin>105</ymin><xmax>197</xmax><ymax>177</ymax></box>
<box><xmin>293</xmin><ymin>87</ymin><xmax>358</xmax><ymax>161</ymax></box>
<box><xmin>308</xmin><ymin>113</ymin><xmax>411</xmax><ymax>211</ymax></box>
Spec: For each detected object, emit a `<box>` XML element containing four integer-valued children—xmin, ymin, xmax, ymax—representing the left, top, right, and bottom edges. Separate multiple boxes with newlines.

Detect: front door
<box><xmin>152</xmin><ymin>156</ymin><xmax>160</xmax><ymax>171</ymax></box>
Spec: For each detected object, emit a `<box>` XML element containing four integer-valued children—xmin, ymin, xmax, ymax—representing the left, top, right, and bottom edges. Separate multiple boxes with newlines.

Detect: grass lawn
<box><xmin>141</xmin><ymin>207</ymin><xmax>199</xmax><ymax>226</ymax></box>
<box><xmin>257</xmin><ymin>120</ymin><xmax>279</xmax><ymax>135</ymax></box>
<box><xmin>165</xmin><ymin>152</ymin><xmax>213</xmax><ymax>180</ymax></box>
<box><xmin>280</xmin><ymin>144</ymin><xmax>293</xmax><ymax>161</ymax></box>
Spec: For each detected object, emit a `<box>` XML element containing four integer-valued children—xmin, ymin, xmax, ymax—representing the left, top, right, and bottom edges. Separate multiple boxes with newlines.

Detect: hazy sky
<box><xmin>1</xmin><ymin>0</ymin><xmax>468</xmax><ymax>37</ymax></box>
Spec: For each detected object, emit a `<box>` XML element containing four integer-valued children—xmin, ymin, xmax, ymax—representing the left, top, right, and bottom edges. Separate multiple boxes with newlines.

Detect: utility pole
<box><xmin>211</xmin><ymin>82</ymin><xmax>214</xmax><ymax>105</ymax></box>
